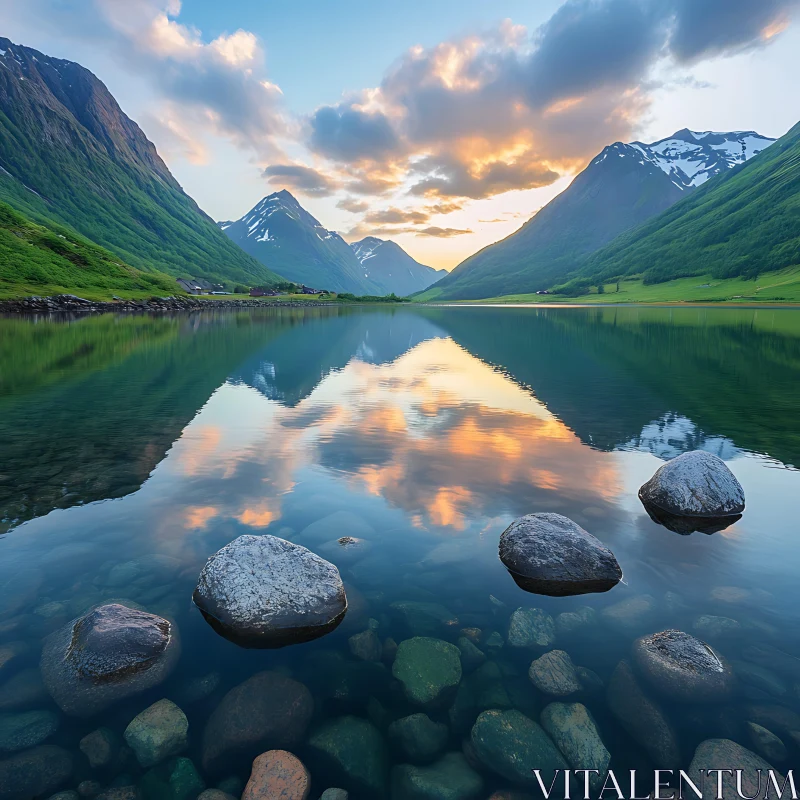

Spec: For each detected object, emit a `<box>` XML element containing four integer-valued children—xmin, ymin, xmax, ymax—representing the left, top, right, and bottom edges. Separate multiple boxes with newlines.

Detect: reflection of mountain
<box><xmin>230</xmin><ymin>309</ymin><xmax>447</xmax><ymax>406</ymax></box>
<box><xmin>0</xmin><ymin>310</ymin><xmax>294</xmax><ymax>532</ymax></box>
<box><xmin>426</xmin><ymin>306</ymin><xmax>800</xmax><ymax>467</ymax></box>
<box><xmin>620</xmin><ymin>413</ymin><xmax>739</xmax><ymax>461</ymax></box>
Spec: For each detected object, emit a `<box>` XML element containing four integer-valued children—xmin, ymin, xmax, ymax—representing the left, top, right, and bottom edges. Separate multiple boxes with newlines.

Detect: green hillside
<box><xmin>0</xmin><ymin>38</ymin><xmax>282</xmax><ymax>289</ymax></box>
<box><xmin>560</xmin><ymin>120</ymin><xmax>800</xmax><ymax>292</ymax></box>
<box><xmin>0</xmin><ymin>200</ymin><xmax>178</xmax><ymax>299</ymax></box>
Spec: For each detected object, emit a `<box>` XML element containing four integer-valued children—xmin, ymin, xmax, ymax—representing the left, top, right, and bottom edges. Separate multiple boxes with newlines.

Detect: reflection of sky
<box><xmin>4</xmin><ymin>330</ymin><xmax>800</xmax><ymax>630</ymax></box>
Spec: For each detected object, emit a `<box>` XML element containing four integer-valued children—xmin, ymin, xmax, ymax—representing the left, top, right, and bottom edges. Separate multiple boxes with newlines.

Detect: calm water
<box><xmin>1</xmin><ymin>305</ymin><xmax>799</xmax><ymax>798</ymax></box>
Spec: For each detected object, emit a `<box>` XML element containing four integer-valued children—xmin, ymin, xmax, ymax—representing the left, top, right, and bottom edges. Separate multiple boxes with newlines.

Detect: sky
<box><xmin>5</xmin><ymin>0</ymin><xmax>800</xmax><ymax>270</ymax></box>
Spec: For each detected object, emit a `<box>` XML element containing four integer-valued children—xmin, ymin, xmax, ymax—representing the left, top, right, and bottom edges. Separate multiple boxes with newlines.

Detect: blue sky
<box><xmin>5</xmin><ymin>0</ymin><xmax>800</xmax><ymax>269</ymax></box>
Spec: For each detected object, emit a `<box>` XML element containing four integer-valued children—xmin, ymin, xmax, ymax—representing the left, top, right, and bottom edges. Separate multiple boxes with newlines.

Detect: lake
<box><xmin>1</xmin><ymin>305</ymin><xmax>799</xmax><ymax>799</ymax></box>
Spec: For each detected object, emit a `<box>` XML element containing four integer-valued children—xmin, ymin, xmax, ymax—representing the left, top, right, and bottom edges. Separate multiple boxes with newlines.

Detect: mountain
<box><xmin>0</xmin><ymin>38</ymin><xmax>281</xmax><ymax>289</ymax></box>
<box><xmin>562</xmin><ymin>121</ymin><xmax>800</xmax><ymax>289</ymax></box>
<box><xmin>220</xmin><ymin>191</ymin><xmax>440</xmax><ymax>295</ymax></box>
<box><xmin>350</xmin><ymin>236</ymin><xmax>446</xmax><ymax>295</ymax></box>
<box><xmin>0</xmin><ymin>200</ymin><xmax>176</xmax><ymax>298</ymax></box>
<box><xmin>420</xmin><ymin>129</ymin><xmax>774</xmax><ymax>300</ymax></box>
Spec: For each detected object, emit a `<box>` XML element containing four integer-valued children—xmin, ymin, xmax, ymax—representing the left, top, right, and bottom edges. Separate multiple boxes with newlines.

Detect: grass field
<box><xmin>421</xmin><ymin>265</ymin><xmax>800</xmax><ymax>305</ymax></box>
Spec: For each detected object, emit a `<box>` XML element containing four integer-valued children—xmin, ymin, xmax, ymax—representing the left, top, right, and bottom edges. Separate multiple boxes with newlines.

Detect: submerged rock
<box><xmin>692</xmin><ymin>615</ymin><xmax>741</xmax><ymax>639</ymax></box>
<box><xmin>688</xmin><ymin>739</ymin><xmax>780</xmax><ymax>799</ymax></box>
<box><xmin>40</xmin><ymin>603</ymin><xmax>179</xmax><ymax>717</ymax></box>
<box><xmin>390</xmin><ymin>602</ymin><xmax>459</xmax><ymax>638</ymax></box>
<box><xmin>388</xmin><ymin>714</ymin><xmax>449</xmax><ymax>764</ymax></box>
<box><xmin>528</xmin><ymin>651</ymin><xmax>581</xmax><ymax>697</ymax></box>
<box><xmin>124</xmin><ymin>699</ymin><xmax>188</xmax><ymax>768</ymax></box>
<box><xmin>600</xmin><ymin>595</ymin><xmax>656</xmax><ymax>633</ymax></box>
<box><xmin>0</xmin><ymin>745</ymin><xmax>73</xmax><ymax>800</ymax></box>
<box><xmin>193</xmin><ymin>535</ymin><xmax>347</xmax><ymax>648</ymax></box>
<box><xmin>140</xmin><ymin>756</ymin><xmax>205</xmax><ymax>800</ymax></box>
<box><xmin>470</xmin><ymin>709</ymin><xmax>567</xmax><ymax>787</ymax></box>
<box><xmin>0</xmin><ymin>709</ymin><xmax>59</xmax><ymax>753</ymax></box>
<box><xmin>307</xmin><ymin>716</ymin><xmax>388</xmax><ymax>798</ymax></box>
<box><xmin>638</xmin><ymin>451</ymin><xmax>745</xmax><ymax>530</ymax></box>
<box><xmin>242</xmin><ymin>750</ymin><xmax>310</xmax><ymax>800</ymax></box>
<box><xmin>202</xmin><ymin>671</ymin><xmax>313</xmax><ymax>775</ymax></box>
<box><xmin>507</xmin><ymin>608</ymin><xmax>556</xmax><ymax>649</ymax></box>
<box><xmin>393</xmin><ymin>637</ymin><xmax>462</xmax><ymax>707</ymax></box>
<box><xmin>540</xmin><ymin>703</ymin><xmax>610</xmax><ymax>791</ymax></box>
<box><xmin>499</xmin><ymin>513</ymin><xmax>622</xmax><ymax>596</ymax></box>
<box><xmin>348</xmin><ymin>629</ymin><xmax>381</xmax><ymax>662</ymax></box>
<box><xmin>606</xmin><ymin>660</ymin><xmax>680</xmax><ymax>768</ymax></box>
<box><xmin>555</xmin><ymin>607</ymin><xmax>596</xmax><ymax>637</ymax></box>
<box><xmin>632</xmin><ymin>630</ymin><xmax>735</xmax><ymax>703</ymax></box>
<box><xmin>79</xmin><ymin>727</ymin><xmax>120</xmax><ymax>769</ymax></box>
<box><xmin>391</xmin><ymin>752</ymin><xmax>483</xmax><ymax>800</ymax></box>
<box><xmin>747</xmin><ymin>722</ymin><xmax>787</xmax><ymax>763</ymax></box>
<box><xmin>0</xmin><ymin>668</ymin><xmax>48</xmax><ymax>711</ymax></box>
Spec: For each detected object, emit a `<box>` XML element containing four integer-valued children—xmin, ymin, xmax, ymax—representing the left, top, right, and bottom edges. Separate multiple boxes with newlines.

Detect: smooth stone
<box><xmin>348</xmin><ymin>629</ymin><xmax>381</xmax><ymax>662</ymax></box>
<box><xmin>299</xmin><ymin>511</ymin><xmax>375</xmax><ymax>543</ymax></box>
<box><xmin>457</xmin><ymin>638</ymin><xmax>486</xmax><ymax>671</ymax></box>
<box><xmin>688</xmin><ymin>739</ymin><xmax>780</xmax><ymax>799</ymax></box>
<box><xmin>606</xmin><ymin>660</ymin><xmax>680</xmax><ymax>768</ymax></box>
<box><xmin>540</xmin><ymin>703</ymin><xmax>610</xmax><ymax>791</ymax></box>
<box><xmin>95</xmin><ymin>789</ymin><xmax>139</xmax><ymax>800</ymax></box>
<box><xmin>40</xmin><ymin>603</ymin><xmax>179</xmax><ymax>717</ymax></box>
<box><xmin>0</xmin><ymin>745</ymin><xmax>73</xmax><ymax>800</ymax></box>
<box><xmin>576</xmin><ymin>667</ymin><xmax>604</xmax><ymax>695</ymax></box>
<box><xmin>747</xmin><ymin>722</ymin><xmax>787</xmax><ymax>763</ymax></box>
<box><xmin>124</xmin><ymin>699</ymin><xmax>188</xmax><ymax>768</ymax></box>
<box><xmin>484</xmin><ymin>632</ymin><xmax>504</xmax><ymax>654</ymax></box>
<box><xmin>78</xmin><ymin>780</ymin><xmax>102</xmax><ymax>797</ymax></box>
<box><xmin>202</xmin><ymin>671</ymin><xmax>313</xmax><ymax>775</ymax></box>
<box><xmin>600</xmin><ymin>595</ymin><xmax>656</xmax><ymax>632</ymax></box>
<box><xmin>390</xmin><ymin>752</ymin><xmax>483</xmax><ymax>800</ymax></box>
<box><xmin>632</xmin><ymin>629</ymin><xmax>735</xmax><ymax>702</ymax></box>
<box><xmin>470</xmin><ymin>709</ymin><xmax>567</xmax><ymax>787</ymax></box>
<box><xmin>0</xmin><ymin>709</ymin><xmax>60</xmax><ymax>753</ymax></box>
<box><xmin>393</xmin><ymin>638</ymin><xmax>462</xmax><ymax>707</ymax></box>
<box><xmin>0</xmin><ymin>668</ymin><xmax>48</xmax><ymax>710</ymax></box>
<box><xmin>390</xmin><ymin>602</ymin><xmax>459</xmax><ymax>637</ymax></box>
<box><xmin>499</xmin><ymin>513</ymin><xmax>622</xmax><ymax>596</ymax></box>
<box><xmin>140</xmin><ymin>756</ymin><xmax>205</xmax><ymax>800</ymax></box>
<box><xmin>507</xmin><ymin>608</ymin><xmax>556</xmax><ymax>649</ymax></box>
<box><xmin>555</xmin><ymin>608</ymin><xmax>596</xmax><ymax>637</ymax></box>
<box><xmin>692</xmin><ymin>615</ymin><xmax>741</xmax><ymax>639</ymax></box>
<box><xmin>388</xmin><ymin>714</ymin><xmax>449</xmax><ymax>764</ymax></box>
<box><xmin>192</xmin><ymin>535</ymin><xmax>347</xmax><ymax>648</ymax></box>
<box><xmin>242</xmin><ymin>750</ymin><xmax>310</xmax><ymax>800</ymax></box>
<box><xmin>47</xmin><ymin>793</ymin><xmax>80</xmax><ymax>800</ymax></box>
<box><xmin>528</xmin><ymin>651</ymin><xmax>581</xmax><ymax>696</ymax></box>
<box><xmin>638</xmin><ymin>451</ymin><xmax>745</xmax><ymax>518</ymax></box>
<box><xmin>80</xmin><ymin>727</ymin><xmax>120</xmax><ymax>769</ymax></box>
<box><xmin>307</xmin><ymin>716</ymin><xmax>388</xmax><ymax>798</ymax></box>
<box><xmin>319</xmin><ymin>791</ymin><xmax>348</xmax><ymax>800</ymax></box>
<box><xmin>745</xmin><ymin>703</ymin><xmax>800</xmax><ymax>733</ymax></box>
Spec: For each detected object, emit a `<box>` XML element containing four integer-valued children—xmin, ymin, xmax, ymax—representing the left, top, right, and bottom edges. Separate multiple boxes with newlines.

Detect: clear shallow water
<box><xmin>1</xmin><ymin>305</ymin><xmax>799</xmax><ymax>798</ymax></box>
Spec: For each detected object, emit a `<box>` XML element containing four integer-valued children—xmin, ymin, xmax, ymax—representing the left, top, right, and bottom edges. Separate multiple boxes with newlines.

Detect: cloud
<box><xmin>263</xmin><ymin>164</ymin><xmax>338</xmax><ymax>197</ymax></box>
<box><xmin>305</xmin><ymin>0</ymin><xmax>796</xmax><ymax>201</ymax></box>
<box><xmin>140</xmin><ymin>106</ymin><xmax>209</xmax><ymax>164</ymax></box>
<box><xmin>364</xmin><ymin>208</ymin><xmax>430</xmax><ymax>225</ymax></box>
<box><xmin>337</xmin><ymin>197</ymin><xmax>369</xmax><ymax>214</ymax></box>
<box><xmin>416</xmin><ymin>227</ymin><xmax>473</xmax><ymax>238</ymax></box>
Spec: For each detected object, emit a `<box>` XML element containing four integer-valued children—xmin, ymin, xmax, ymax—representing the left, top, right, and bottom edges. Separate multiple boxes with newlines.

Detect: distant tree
<box><xmin>597</xmin><ymin>283</ymin><xmax>605</xmax><ymax>294</ymax></box>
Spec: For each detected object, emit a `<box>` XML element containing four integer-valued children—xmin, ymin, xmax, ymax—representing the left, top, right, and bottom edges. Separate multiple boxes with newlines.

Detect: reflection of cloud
<box><xmin>237</xmin><ymin>503</ymin><xmax>279</xmax><ymax>528</ymax></box>
<box><xmin>185</xmin><ymin>505</ymin><xmax>219</xmax><ymax>529</ymax></box>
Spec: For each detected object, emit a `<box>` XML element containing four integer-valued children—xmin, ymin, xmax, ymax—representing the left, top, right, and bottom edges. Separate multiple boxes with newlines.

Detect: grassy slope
<box><xmin>0</xmin><ymin>200</ymin><xmax>180</xmax><ymax>299</ymax></box>
<box><xmin>433</xmin><ymin>265</ymin><xmax>800</xmax><ymax>305</ymax></box>
<box><xmin>563</xmin><ymin>121</ymin><xmax>800</xmax><ymax>289</ymax></box>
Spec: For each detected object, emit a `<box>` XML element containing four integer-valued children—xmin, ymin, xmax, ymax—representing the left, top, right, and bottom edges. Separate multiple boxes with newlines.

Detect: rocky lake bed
<box><xmin>1</xmin><ymin>306</ymin><xmax>799</xmax><ymax>799</ymax></box>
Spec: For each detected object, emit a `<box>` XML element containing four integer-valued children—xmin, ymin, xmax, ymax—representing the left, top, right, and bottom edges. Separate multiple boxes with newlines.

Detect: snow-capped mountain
<box><xmin>593</xmin><ymin>129</ymin><xmax>774</xmax><ymax>192</ymax></box>
<box><xmin>219</xmin><ymin>191</ymin><xmax>383</xmax><ymax>294</ymax></box>
<box><xmin>350</xmin><ymin>236</ymin><xmax>447</xmax><ymax>296</ymax></box>
<box><xmin>427</xmin><ymin>127</ymin><xmax>775</xmax><ymax>299</ymax></box>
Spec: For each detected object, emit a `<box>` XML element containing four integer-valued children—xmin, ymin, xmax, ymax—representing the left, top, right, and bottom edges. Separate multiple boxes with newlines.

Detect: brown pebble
<box><xmin>242</xmin><ymin>750</ymin><xmax>310</xmax><ymax>800</ymax></box>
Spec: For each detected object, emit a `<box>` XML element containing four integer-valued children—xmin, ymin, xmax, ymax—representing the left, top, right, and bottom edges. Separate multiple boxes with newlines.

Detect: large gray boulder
<box><xmin>499</xmin><ymin>514</ymin><xmax>622</xmax><ymax>596</ymax></box>
<box><xmin>193</xmin><ymin>535</ymin><xmax>347</xmax><ymax>647</ymax></box>
<box><xmin>40</xmin><ymin>604</ymin><xmax>179</xmax><ymax>717</ymax></box>
<box><xmin>688</xmin><ymin>739</ymin><xmax>781</xmax><ymax>799</ymax></box>
<box><xmin>638</xmin><ymin>451</ymin><xmax>744</xmax><ymax>523</ymax></box>
<box><xmin>632</xmin><ymin>630</ymin><xmax>736</xmax><ymax>703</ymax></box>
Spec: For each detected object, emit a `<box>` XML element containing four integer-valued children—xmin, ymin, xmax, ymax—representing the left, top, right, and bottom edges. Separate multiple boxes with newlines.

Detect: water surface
<box><xmin>1</xmin><ymin>305</ymin><xmax>799</xmax><ymax>797</ymax></box>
